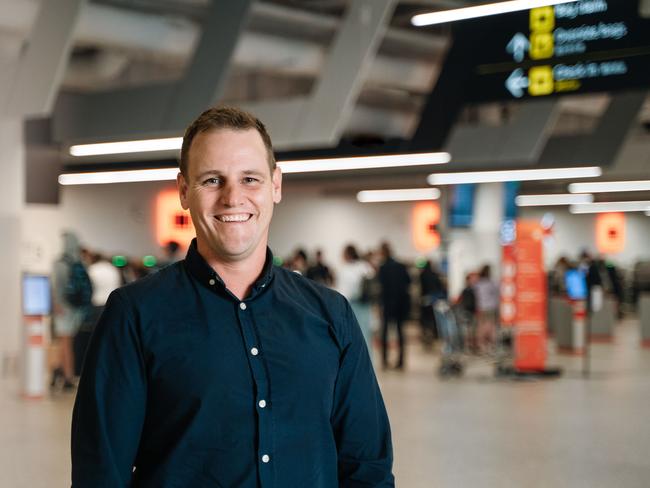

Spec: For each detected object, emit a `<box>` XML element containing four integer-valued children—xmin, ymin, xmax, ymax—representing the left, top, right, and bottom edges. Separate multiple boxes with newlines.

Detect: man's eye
<box><xmin>203</xmin><ymin>178</ymin><xmax>220</xmax><ymax>185</ymax></box>
<box><xmin>244</xmin><ymin>177</ymin><xmax>260</xmax><ymax>184</ymax></box>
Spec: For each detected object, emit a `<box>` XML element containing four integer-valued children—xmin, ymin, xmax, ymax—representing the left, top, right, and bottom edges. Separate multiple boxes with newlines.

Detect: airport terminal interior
<box><xmin>1</xmin><ymin>0</ymin><xmax>650</xmax><ymax>486</ymax></box>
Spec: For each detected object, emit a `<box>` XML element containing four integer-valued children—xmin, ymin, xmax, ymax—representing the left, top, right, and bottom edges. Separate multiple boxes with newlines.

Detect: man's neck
<box><xmin>198</xmin><ymin>242</ymin><xmax>267</xmax><ymax>301</ymax></box>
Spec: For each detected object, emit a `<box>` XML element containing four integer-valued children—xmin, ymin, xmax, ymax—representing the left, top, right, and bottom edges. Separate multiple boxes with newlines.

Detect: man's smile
<box><xmin>215</xmin><ymin>213</ymin><xmax>253</xmax><ymax>223</ymax></box>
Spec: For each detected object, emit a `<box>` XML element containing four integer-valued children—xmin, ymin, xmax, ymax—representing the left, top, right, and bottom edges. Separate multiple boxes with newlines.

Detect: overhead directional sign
<box><xmin>459</xmin><ymin>0</ymin><xmax>650</xmax><ymax>102</ymax></box>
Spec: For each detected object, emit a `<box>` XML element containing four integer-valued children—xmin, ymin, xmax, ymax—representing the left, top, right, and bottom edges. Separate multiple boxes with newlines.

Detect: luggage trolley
<box><xmin>433</xmin><ymin>300</ymin><xmax>464</xmax><ymax>377</ymax></box>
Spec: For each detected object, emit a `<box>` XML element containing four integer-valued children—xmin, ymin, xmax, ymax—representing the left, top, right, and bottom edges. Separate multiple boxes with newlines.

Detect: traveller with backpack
<box><xmin>51</xmin><ymin>231</ymin><xmax>93</xmax><ymax>391</ymax></box>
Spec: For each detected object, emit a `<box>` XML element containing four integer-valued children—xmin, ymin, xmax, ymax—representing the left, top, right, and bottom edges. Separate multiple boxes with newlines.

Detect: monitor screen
<box><xmin>565</xmin><ymin>269</ymin><xmax>587</xmax><ymax>301</ymax></box>
<box><xmin>22</xmin><ymin>275</ymin><xmax>51</xmax><ymax>316</ymax></box>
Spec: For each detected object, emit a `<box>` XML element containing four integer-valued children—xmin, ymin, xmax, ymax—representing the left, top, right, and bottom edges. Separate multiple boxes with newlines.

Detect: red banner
<box><xmin>513</xmin><ymin>220</ymin><xmax>547</xmax><ymax>371</ymax></box>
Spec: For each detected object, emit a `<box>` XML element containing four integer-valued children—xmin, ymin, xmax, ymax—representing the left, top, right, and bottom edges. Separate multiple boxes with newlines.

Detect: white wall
<box><xmin>269</xmin><ymin>187</ymin><xmax>440</xmax><ymax>270</ymax></box>
<box><xmin>520</xmin><ymin>207</ymin><xmax>650</xmax><ymax>270</ymax></box>
<box><xmin>22</xmin><ymin>180</ymin><xmax>172</xmax><ymax>274</ymax></box>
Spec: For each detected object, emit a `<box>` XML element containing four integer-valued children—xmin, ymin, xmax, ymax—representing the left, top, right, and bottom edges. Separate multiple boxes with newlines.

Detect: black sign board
<box><xmin>460</xmin><ymin>0</ymin><xmax>650</xmax><ymax>102</ymax></box>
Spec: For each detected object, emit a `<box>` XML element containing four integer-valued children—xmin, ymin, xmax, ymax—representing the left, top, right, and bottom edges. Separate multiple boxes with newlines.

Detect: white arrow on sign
<box><xmin>505</xmin><ymin>68</ymin><xmax>529</xmax><ymax>98</ymax></box>
<box><xmin>507</xmin><ymin>32</ymin><xmax>530</xmax><ymax>62</ymax></box>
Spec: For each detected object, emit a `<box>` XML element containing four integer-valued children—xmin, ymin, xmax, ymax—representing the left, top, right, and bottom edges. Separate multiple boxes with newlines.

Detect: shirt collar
<box><xmin>183</xmin><ymin>239</ymin><xmax>275</xmax><ymax>298</ymax></box>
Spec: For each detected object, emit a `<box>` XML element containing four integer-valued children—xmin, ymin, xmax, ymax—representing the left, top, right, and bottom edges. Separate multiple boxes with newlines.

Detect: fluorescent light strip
<box><xmin>278</xmin><ymin>152</ymin><xmax>450</xmax><ymax>174</ymax></box>
<box><xmin>59</xmin><ymin>152</ymin><xmax>452</xmax><ymax>185</ymax></box>
<box><xmin>515</xmin><ymin>193</ymin><xmax>594</xmax><ymax>207</ymax></box>
<box><xmin>69</xmin><ymin>134</ymin><xmax>452</xmax><ymax>172</ymax></box>
<box><xmin>411</xmin><ymin>0</ymin><xmax>576</xmax><ymax>26</ymax></box>
<box><xmin>69</xmin><ymin>137</ymin><xmax>183</xmax><ymax>157</ymax></box>
<box><xmin>58</xmin><ymin>168</ymin><xmax>179</xmax><ymax>185</ymax></box>
<box><xmin>569</xmin><ymin>201</ymin><xmax>650</xmax><ymax>214</ymax></box>
<box><xmin>427</xmin><ymin>166</ymin><xmax>601</xmax><ymax>185</ymax></box>
<box><xmin>357</xmin><ymin>188</ymin><xmax>441</xmax><ymax>203</ymax></box>
<box><xmin>569</xmin><ymin>180</ymin><xmax>650</xmax><ymax>193</ymax></box>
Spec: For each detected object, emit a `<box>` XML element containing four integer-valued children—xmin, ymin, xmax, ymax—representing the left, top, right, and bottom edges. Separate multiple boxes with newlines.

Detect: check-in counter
<box><xmin>551</xmin><ymin>297</ymin><xmax>584</xmax><ymax>354</ymax></box>
<box><xmin>640</xmin><ymin>293</ymin><xmax>650</xmax><ymax>348</ymax></box>
<box><xmin>590</xmin><ymin>297</ymin><xmax>616</xmax><ymax>342</ymax></box>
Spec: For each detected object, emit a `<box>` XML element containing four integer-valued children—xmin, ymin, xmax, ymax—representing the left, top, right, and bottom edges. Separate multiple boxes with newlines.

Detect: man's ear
<box><xmin>272</xmin><ymin>167</ymin><xmax>282</xmax><ymax>204</ymax></box>
<box><xmin>177</xmin><ymin>172</ymin><xmax>189</xmax><ymax>210</ymax></box>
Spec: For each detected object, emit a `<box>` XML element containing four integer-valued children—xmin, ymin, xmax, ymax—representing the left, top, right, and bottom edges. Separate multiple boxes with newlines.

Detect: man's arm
<box><xmin>71</xmin><ymin>290</ymin><xmax>147</xmax><ymax>487</ymax></box>
<box><xmin>331</xmin><ymin>299</ymin><xmax>395</xmax><ymax>487</ymax></box>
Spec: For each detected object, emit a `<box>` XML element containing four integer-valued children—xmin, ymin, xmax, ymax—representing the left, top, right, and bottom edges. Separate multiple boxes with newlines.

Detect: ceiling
<box><xmin>2</xmin><ymin>0</ymin><xmax>650</xmax><ymax>200</ymax></box>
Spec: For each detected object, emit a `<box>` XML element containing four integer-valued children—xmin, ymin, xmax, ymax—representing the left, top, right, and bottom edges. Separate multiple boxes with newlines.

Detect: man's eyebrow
<box><xmin>195</xmin><ymin>170</ymin><xmax>222</xmax><ymax>180</ymax></box>
<box><xmin>242</xmin><ymin>169</ymin><xmax>266</xmax><ymax>177</ymax></box>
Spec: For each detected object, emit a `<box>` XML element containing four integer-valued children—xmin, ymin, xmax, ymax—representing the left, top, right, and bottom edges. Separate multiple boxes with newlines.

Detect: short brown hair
<box><xmin>180</xmin><ymin>106</ymin><xmax>276</xmax><ymax>177</ymax></box>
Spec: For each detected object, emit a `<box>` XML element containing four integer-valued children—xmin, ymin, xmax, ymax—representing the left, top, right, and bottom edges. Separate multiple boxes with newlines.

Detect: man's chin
<box><xmin>210</xmin><ymin>241</ymin><xmax>258</xmax><ymax>263</ymax></box>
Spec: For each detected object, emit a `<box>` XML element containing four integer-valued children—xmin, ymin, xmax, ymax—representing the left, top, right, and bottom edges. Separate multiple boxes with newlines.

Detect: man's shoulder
<box><xmin>274</xmin><ymin>265</ymin><xmax>345</xmax><ymax>306</ymax></box>
<box><xmin>116</xmin><ymin>261</ymin><xmax>187</xmax><ymax>303</ymax></box>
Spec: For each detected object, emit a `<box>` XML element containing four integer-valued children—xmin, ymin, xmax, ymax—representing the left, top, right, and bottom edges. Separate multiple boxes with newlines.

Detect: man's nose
<box><xmin>221</xmin><ymin>182</ymin><xmax>243</xmax><ymax>207</ymax></box>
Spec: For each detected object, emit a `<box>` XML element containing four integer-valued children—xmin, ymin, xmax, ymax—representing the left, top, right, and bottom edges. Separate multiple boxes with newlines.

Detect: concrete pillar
<box><xmin>448</xmin><ymin>183</ymin><xmax>504</xmax><ymax>299</ymax></box>
<box><xmin>473</xmin><ymin>182</ymin><xmax>505</xmax><ymax>267</ymax></box>
<box><xmin>0</xmin><ymin>118</ymin><xmax>24</xmax><ymax>372</ymax></box>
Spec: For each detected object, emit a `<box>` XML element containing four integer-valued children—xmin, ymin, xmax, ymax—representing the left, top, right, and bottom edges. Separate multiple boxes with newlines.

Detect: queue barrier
<box><xmin>551</xmin><ymin>297</ymin><xmax>585</xmax><ymax>355</ymax></box>
<box><xmin>590</xmin><ymin>297</ymin><xmax>616</xmax><ymax>343</ymax></box>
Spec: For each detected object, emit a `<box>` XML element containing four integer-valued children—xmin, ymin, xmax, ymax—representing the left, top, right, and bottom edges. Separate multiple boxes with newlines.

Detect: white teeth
<box><xmin>217</xmin><ymin>214</ymin><xmax>251</xmax><ymax>222</ymax></box>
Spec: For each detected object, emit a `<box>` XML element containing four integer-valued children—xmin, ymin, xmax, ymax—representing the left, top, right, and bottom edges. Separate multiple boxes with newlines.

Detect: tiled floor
<box><xmin>2</xmin><ymin>319</ymin><xmax>650</xmax><ymax>487</ymax></box>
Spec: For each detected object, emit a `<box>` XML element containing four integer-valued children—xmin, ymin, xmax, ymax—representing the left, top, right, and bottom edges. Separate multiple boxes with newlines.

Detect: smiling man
<box><xmin>71</xmin><ymin>107</ymin><xmax>394</xmax><ymax>487</ymax></box>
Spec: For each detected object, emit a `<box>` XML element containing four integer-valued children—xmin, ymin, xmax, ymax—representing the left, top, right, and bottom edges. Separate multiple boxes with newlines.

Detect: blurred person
<box><xmin>378</xmin><ymin>242</ymin><xmax>411</xmax><ymax>370</ymax></box>
<box><xmin>474</xmin><ymin>264</ymin><xmax>499</xmax><ymax>354</ymax></box>
<box><xmin>74</xmin><ymin>252</ymin><xmax>122</xmax><ymax>375</ymax></box>
<box><xmin>456</xmin><ymin>272</ymin><xmax>478</xmax><ymax>353</ymax></box>
<box><xmin>604</xmin><ymin>260</ymin><xmax>624</xmax><ymax>318</ymax></box>
<box><xmin>72</xmin><ymin>106</ymin><xmax>393</xmax><ymax>487</ymax></box>
<box><xmin>306</xmin><ymin>248</ymin><xmax>334</xmax><ymax>286</ymax></box>
<box><xmin>549</xmin><ymin>256</ymin><xmax>570</xmax><ymax>296</ymax></box>
<box><xmin>87</xmin><ymin>253</ymin><xmax>122</xmax><ymax>315</ymax></box>
<box><xmin>290</xmin><ymin>247</ymin><xmax>308</xmax><ymax>275</ymax></box>
<box><xmin>419</xmin><ymin>260</ymin><xmax>445</xmax><ymax>347</ymax></box>
<box><xmin>158</xmin><ymin>240</ymin><xmax>183</xmax><ymax>268</ymax></box>
<box><xmin>51</xmin><ymin>231</ymin><xmax>93</xmax><ymax>391</ymax></box>
<box><xmin>337</xmin><ymin>244</ymin><xmax>375</xmax><ymax>352</ymax></box>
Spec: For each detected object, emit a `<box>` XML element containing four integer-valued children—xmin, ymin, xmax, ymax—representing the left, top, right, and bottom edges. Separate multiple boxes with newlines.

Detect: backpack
<box><xmin>63</xmin><ymin>259</ymin><xmax>93</xmax><ymax>307</ymax></box>
<box><xmin>358</xmin><ymin>275</ymin><xmax>378</xmax><ymax>304</ymax></box>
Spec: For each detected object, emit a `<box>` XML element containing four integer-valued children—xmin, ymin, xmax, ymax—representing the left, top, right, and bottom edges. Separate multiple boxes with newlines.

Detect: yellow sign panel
<box><xmin>530</xmin><ymin>32</ymin><xmax>554</xmax><ymax>60</ymax></box>
<box><xmin>528</xmin><ymin>66</ymin><xmax>554</xmax><ymax>96</ymax></box>
<box><xmin>530</xmin><ymin>6</ymin><xmax>555</xmax><ymax>33</ymax></box>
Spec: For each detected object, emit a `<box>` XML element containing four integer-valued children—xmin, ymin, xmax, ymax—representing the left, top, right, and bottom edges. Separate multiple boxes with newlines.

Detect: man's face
<box><xmin>178</xmin><ymin>128</ymin><xmax>282</xmax><ymax>264</ymax></box>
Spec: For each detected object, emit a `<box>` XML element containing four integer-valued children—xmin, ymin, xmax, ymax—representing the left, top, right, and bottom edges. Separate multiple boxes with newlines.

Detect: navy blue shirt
<box><xmin>71</xmin><ymin>241</ymin><xmax>394</xmax><ymax>487</ymax></box>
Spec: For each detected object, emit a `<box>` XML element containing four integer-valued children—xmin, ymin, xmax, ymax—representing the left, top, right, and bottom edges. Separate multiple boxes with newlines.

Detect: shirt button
<box><xmin>209</xmin><ymin>279</ymin><xmax>215</xmax><ymax>285</ymax></box>
<box><xmin>250</xmin><ymin>347</ymin><xmax>259</xmax><ymax>356</ymax></box>
<box><xmin>258</xmin><ymin>399</ymin><xmax>267</xmax><ymax>408</ymax></box>
<box><xmin>239</xmin><ymin>302</ymin><xmax>247</xmax><ymax>310</ymax></box>
<box><xmin>262</xmin><ymin>454</ymin><xmax>270</xmax><ymax>463</ymax></box>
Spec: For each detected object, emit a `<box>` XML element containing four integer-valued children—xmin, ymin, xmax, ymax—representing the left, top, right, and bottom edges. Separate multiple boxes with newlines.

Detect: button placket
<box><xmin>236</xmin><ymin>299</ymin><xmax>273</xmax><ymax>481</ymax></box>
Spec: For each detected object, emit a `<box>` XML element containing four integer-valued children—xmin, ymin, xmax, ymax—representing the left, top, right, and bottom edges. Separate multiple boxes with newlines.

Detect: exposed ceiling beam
<box><xmin>162</xmin><ymin>0</ymin><xmax>253</xmax><ymax>129</ymax></box>
<box><xmin>4</xmin><ymin>0</ymin><xmax>85</xmax><ymax>117</ymax></box>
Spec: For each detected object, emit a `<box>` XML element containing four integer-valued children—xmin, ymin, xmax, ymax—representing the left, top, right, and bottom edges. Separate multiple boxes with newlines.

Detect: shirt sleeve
<box><xmin>331</xmin><ymin>298</ymin><xmax>395</xmax><ymax>487</ymax></box>
<box><xmin>71</xmin><ymin>290</ymin><xmax>147</xmax><ymax>487</ymax></box>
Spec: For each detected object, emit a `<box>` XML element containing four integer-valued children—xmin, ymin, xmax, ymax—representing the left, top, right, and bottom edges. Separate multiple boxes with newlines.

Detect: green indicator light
<box><xmin>112</xmin><ymin>255</ymin><xmax>127</xmax><ymax>268</ymax></box>
<box><xmin>415</xmin><ymin>257</ymin><xmax>427</xmax><ymax>269</ymax></box>
<box><xmin>143</xmin><ymin>255</ymin><xmax>157</xmax><ymax>268</ymax></box>
<box><xmin>272</xmin><ymin>256</ymin><xmax>284</xmax><ymax>266</ymax></box>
